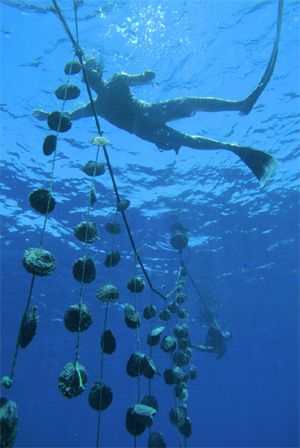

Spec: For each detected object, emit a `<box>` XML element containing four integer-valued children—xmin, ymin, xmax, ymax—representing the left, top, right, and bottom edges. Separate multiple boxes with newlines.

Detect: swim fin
<box><xmin>232</xmin><ymin>146</ymin><xmax>278</xmax><ymax>186</ymax></box>
<box><xmin>241</xmin><ymin>0</ymin><xmax>284</xmax><ymax>115</ymax></box>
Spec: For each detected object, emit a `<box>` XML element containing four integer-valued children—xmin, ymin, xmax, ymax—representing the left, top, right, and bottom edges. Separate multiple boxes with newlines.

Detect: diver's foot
<box><xmin>239</xmin><ymin>99</ymin><xmax>255</xmax><ymax>115</ymax></box>
<box><xmin>239</xmin><ymin>85</ymin><xmax>264</xmax><ymax>115</ymax></box>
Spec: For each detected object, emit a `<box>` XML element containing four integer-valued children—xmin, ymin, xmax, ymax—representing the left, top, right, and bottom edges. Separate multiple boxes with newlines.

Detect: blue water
<box><xmin>0</xmin><ymin>1</ymin><xmax>299</xmax><ymax>447</ymax></box>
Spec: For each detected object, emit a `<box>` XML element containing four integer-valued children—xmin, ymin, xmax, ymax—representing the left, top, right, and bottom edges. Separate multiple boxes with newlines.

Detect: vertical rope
<box><xmin>39</xmin><ymin>74</ymin><xmax>72</xmax><ymax>248</ymax></box>
<box><xmin>74</xmin><ymin>146</ymin><xmax>100</xmax><ymax>367</ymax></box>
<box><xmin>4</xmin><ymin>56</ymin><xmax>73</xmax><ymax>386</ymax></box>
<box><xmin>8</xmin><ymin>275</ymin><xmax>36</xmax><ymax>381</ymax></box>
<box><xmin>96</xmin><ymin>302</ymin><xmax>109</xmax><ymax>448</ymax></box>
<box><xmin>135</xmin><ymin>292</ymin><xmax>141</xmax><ymax>403</ymax></box>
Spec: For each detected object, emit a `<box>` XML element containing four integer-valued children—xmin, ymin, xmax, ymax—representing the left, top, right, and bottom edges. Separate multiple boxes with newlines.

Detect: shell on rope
<box><xmin>88</xmin><ymin>382</ymin><xmax>113</xmax><ymax>411</ymax></box>
<box><xmin>141</xmin><ymin>395</ymin><xmax>158</xmax><ymax>412</ymax></box>
<box><xmin>159</xmin><ymin>308</ymin><xmax>171</xmax><ymax>321</ymax></box>
<box><xmin>130</xmin><ymin>404</ymin><xmax>156</xmax><ymax>427</ymax></box>
<box><xmin>55</xmin><ymin>84</ymin><xmax>81</xmax><ymax>100</ymax></box>
<box><xmin>126</xmin><ymin>407</ymin><xmax>146</xmax><ymax>436</ymax></box>
<box><xmin>147</xmin><ymin>326</ymin><xmax>165</xmax><ymax>347</ymax></box>
<box><xmin>173</xmin><ymin>323</ymin><xmax>189</xmax><ymax>339</ymax></box>
<box><xmin>172</xmin><ymin>351</ymin><xmax>190</xmax><ymax>367</ymax></box>
<box><xmin>89</xmin><ymin>136</ymin><xmax>110</xmax><ymax>146</ymax></box>
<box><xmin>104</xmin><ymin>221</ymin><xmax>121</xmax><ymax>235</ymax></box>
<box><xmin>58</xmin><ymin>362</ymin><xmax>87</xmax><ymax>398</ymax></box>
<box><xmin>127</xmin><ymin>276</ymin><xmax>145</xmax><ymax>293</ymax></box>
<box><xmin>96</xmin><ymin>284</ymin><xmax>119</xmax><ymax>303</ymax></box>
<box><xmin>64</xmin><ymin>60</ymin><xmax>82</xmax><ymax>75</ymax></box>
<box><xmin>169</xmin><ymin>404</ymin><xmax>187</xmax><ymax>428</ymax></box>
<box><xmin>22</xmin><ymin>247</ymin><xmax>56</xmax><ymax>277</ymax></box>
<box><xmin>47</xmin><ymin>111</ymin><xmax>72</xmax><ymax>133</ymax></box>
<box><xmin>89</xmin><ymin>187</ymin><xmax>97</xmax><ymax>206</ymax></box>
<box><xmin>116</xmin><ymin>198</ymin><xmax>130</xmax><ymax>212</ymax></box>
<box><xmin>104</xmin><ymin>251</ymin><xmax>120</xmax><ymax>268</ymax></box>
<box><xmin>74</xmin><ymin>221</ymin><xmax>98</xmax><ymax>243</ymax></box>
<box><xmin>124</xmin><ymin>304</ymin><xmax>141</xmax><ymax>329</ymax></box>
<box><xmin>177</xmin><ymin>337</ymin><xmax>191</xmax><ymax>351</ymax></box>
<box><xmin>72</xmin><ymin>257</ymin><xmax>96</xmax><ymax>283</ymax></box>
<box><xmin>163</xmin><ymin>367</ymin><xmax>185</xmax><ymax>385</ymax></box>
<box><xmin>179</xmin><ymin>417</ymin><xmax>192</xmax><ymax>438</ymax></box>
<box><xmin>160</xmin><ymin>336</ymin><xmax>177</xmax><ymax>353</ymax></box>
<box><xmin>0</xmin><ymin>397</ymin><xmax>18</xmax><ymax>448</ymax></box>
<box><xmin>100</xmin><ymin>329</ymin><xmax>116</xmax><ymax>354</ymax></box>
<box><xmin>126</xmin><ymin>352</ymin><xmax>159</xmax><ymax>379</ymax></box>
<box><xmin>173</xmin><ymin>382</ymin><xmax>189</xmax><ymax>401</ymax></box>
<box><xmin>82</xmin><ymin>161</ymin><xmax>105</xmax><ymax>177</ymax></box>
<box><xmin>167</xmin><ymin>300</ymin><xmax>180</xmax><ymax>314</ymax></box>
<box><xmin>64</xmin><ymin>304</ymin><xmax>93</xmax><ymax>333</ymax></box>
<box><xmin>29</xmin><ymin>188</ymin><xmax>55</xmax><ymax>215</ymax></box>
<box><xmin>148</xmin><ymin>432</ymin><xmax>167</xmax><ymax>448</ymax></box>
<box><xmin>19</xmin><ymin>306</ymin><xmax>39</xmax><ymax>348</ymax></box>
<box><xmin>126</xmin><ymin>352</ymin><xmax>145</xmax><ymax>377</ymax></box>
<box><xmin>143</xmin><ymin>304</ymin><xmax>157</xmax><ymax>320</ymax></box>
<box><xmin>43</xmin><ymin>134</ymin><xmax>57</xmax><ymax>156</ymax></box>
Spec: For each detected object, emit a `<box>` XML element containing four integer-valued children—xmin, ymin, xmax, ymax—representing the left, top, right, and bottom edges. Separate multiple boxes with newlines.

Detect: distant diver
<box><xmin>34</xmin><ymin>0</ymin><xmax>284</xmax><ymax>186</ymax></box>
<box><xmin>192</xmin><ymin>326</ymin><xmax>232</xmax><ymax>360</ymax></box>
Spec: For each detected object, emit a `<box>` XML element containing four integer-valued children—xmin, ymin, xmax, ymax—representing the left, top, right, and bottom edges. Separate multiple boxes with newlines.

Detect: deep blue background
<box><xmin>1</xmin><ymin>1</ymin><xmax>299</xmax><ymax>447</ymax></box>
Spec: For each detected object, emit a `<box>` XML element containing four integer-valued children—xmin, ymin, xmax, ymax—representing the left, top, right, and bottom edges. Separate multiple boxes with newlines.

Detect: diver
<box><xmin>34</xmin><ymin>0</ymin><xmax>283</xmax><ymax>186</ymax></box>
<box><xmin>192</xmin><ymin>326</ymin><xmax>232</xmax><ymax>360</ymax></box>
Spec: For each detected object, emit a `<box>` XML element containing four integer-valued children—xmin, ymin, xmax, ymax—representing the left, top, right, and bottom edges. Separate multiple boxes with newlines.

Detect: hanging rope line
<box><xmin>51</xmin><ymin>0</ymin><xmax>168</xmax><ymax>303</ymax></box>
<box><xmin>70</xmin><ymin>0</ymin><xmax>102</xmax><ymax>386</ymax></box>
<box><xmin>3</xmin><ymin>54</ymin><xmax>74</xmax><ymax>388</ymax></box>
<box><xmin>73</xmin><ymin>146</ymin><xmax>101</xmax><ymax>386</ymax></box>
<box><xmin>62</xmin><ymin>5</ymin><xmax>119</xmax><ymax>448</ymax></box>
<box><xmin>180</xmin><ymin>256</ymin><xmax>213</xmax><ymax>314</ymax></box>
<box><xmin>171</xmin><ymin>271</ymin><xmax>183</xmax><ymax>448</ymax></box>
<box><xmin>38</xmin><ymin>92</ymin><xmax>70</xmax><ymax>247</ymax></box>
<box><xmin>8</xmin><ymin>275</ymin><xmax>36</xmax><ymax>383</ymax></box>
<box><xmin>96</xmin><ymin>302</ymin><xmax>109</xmax><ymax>448</ymax></box>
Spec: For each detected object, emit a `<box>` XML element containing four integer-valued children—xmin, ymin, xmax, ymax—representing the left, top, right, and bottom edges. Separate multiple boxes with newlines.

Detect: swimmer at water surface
<box><xmin>34</xmin><ymin>0</ymin><xmax>284</xmax><ymax>186</ymax></box>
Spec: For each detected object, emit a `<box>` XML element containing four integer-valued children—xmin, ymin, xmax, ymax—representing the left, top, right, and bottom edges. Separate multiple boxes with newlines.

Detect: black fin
<box><xmin>241</xmin><ymin>0</ymin><xmax>284</xmax><ymax>115</ymax></box>
<box><xmin>233</xmin><ymin>146</ymin><xmax>278</xmax><ymax>186</ymax></box>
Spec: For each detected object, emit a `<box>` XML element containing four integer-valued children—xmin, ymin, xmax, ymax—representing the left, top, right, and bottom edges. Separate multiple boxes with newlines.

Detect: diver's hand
<box><xmin>33</xmin><ymin>109</ymin><xmax>49</xmax><ymax>121</ymax></box>
<box><xmin>143</xmin><ymin>70</ymin><xmax>156</xmax><ymax>82</ymax></box>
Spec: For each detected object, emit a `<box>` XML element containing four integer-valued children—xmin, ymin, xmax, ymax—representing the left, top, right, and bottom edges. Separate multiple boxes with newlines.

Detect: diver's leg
<box><xmin>149</xmin><ymin>96</ymin><xmax>244</xmax><ymax>122</ymax></box>
<box><xmin>159</xmin><ymin>126</ymin><xmax>278</xmax><ymax>186</ymax></box>
<box><xmin>149</xmin><ymin>1</ymin><xmax>283</xmax><ymax>121</ymax></box>
<box><xmin>240</xmin><ymin>0</ymin><xmax>284</xmax><ymax>114</ymax></box>
<box><xmin>186</xmin><ymin>133</ymin><xmax>277</xmax><ymax>186</ymax></box>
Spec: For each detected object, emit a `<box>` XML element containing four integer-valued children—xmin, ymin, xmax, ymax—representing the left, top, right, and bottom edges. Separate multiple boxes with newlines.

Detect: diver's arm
<box><xmin>83</xmin><ymin>69</ymin><xmax>105</xmax><ymax>94</ymax></box>
<box><xmin>33</xmin><ymin>102</ymin><xmax>95</xmax><ymax>122</ymax></box>
<box><xmin>114</xmin><ymin>70</ymin><xmax>156</xmax><ymax>86</ymax></box>
<box><xmin>68</xmin><ymin>102</ymin><xmax>95</xmax><ymax>121</ymax></box>
<box><xmin>32</xmin><ymin>109</ymin><xmax>49</xmax><ymax>121</ymax></box>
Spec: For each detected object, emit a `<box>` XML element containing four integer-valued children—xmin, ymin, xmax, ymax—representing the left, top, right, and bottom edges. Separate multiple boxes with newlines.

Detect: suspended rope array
<box><xmin>49</xmin><ymin>3</ymin><xmax>199</xmax><ymax>446</ymax></box>
<box><xmin>1</xmin><ymin>3</ymin><xmax>227</xmax><ymax>448</ymax></box>
<box><xmin>0</xmin><ymin>1</ymin><xmax>283</xmax><ymax>447</ymax></box>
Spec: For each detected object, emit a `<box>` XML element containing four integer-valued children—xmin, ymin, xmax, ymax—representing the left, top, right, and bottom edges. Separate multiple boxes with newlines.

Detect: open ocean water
<box><xmin>0</xmin><ymin>1</ymin><xmax>299</xmax><ymax>447</ymax></box>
